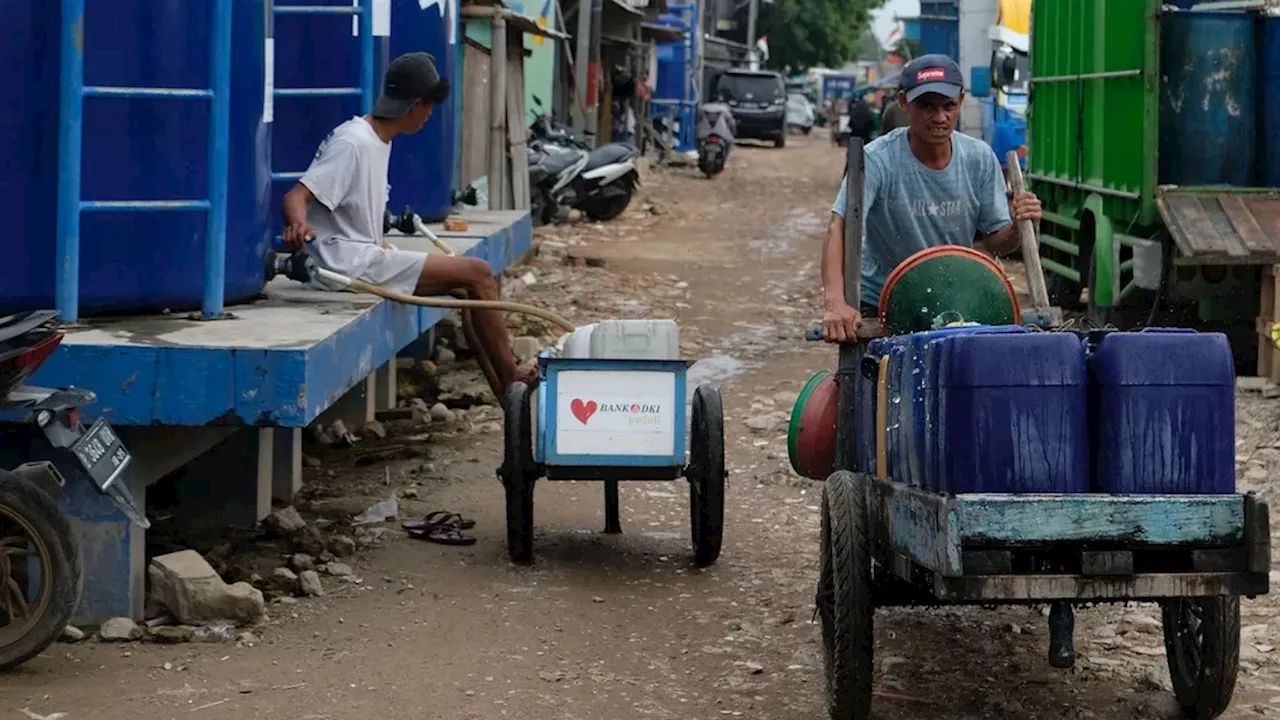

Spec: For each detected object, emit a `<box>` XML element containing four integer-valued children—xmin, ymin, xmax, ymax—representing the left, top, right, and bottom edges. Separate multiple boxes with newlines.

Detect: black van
<box><xmin>711</xmin><ymin>69</ymin><xmax>788</xmax><ymax>148</ymax></box>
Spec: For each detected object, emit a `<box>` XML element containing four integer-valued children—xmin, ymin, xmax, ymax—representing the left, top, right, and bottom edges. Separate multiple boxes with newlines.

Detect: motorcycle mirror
<box><xmin>533</xmin><ymin>94</ymin><xmax>545</xmax><ymax>109</ymax></box>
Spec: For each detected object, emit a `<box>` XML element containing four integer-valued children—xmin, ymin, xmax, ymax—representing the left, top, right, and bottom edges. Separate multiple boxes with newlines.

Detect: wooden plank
<box><xmin>460</xmin><ymin>44</ymin><xmax>492</xmax><ymax>188</ymax></box>
<box><xmin>873</xmin><ymin>479</ymin><xmax>963</xmax><ymax>577</ymax></box>
<box><xmin>953</xmin><ymin>495</ymin><xmax>1245</xmax><ymax>547</ymax></box>
<box><xmin>1080</xmin><ymin>550</ymin><xmax>1134</xmax><ymax>576</ymax></box>
<box><xmin>1220</xmin><ymin>195</ymin><xmax>1276</xmax><ymax>256</ymax></box>
<box><xmin>1159</xmin><ymin>194</ymin><xmax>1230</xmax><ymax>258</ymax></box>
<box><xmin>505</xmin><ymin>50</ymin><xmax>530</xmax><ymax>211</ymax></box>
<box><xmin>933</xmin><ymin>571</ymin><xmax>1268</xmax><ymax>603</ymax></box>
<box><xmin>1244</xmin><ymin>494</ymin><xmax>1271</xmax><ymax>575</ymax></box>
<box><xmin>962</xmin><ymin>550</ymin><xmax>1012</xmax><ymax>575</ymax></box>
<box><xmin>1190</xmin><ymin>549</ymin><xmax>1246</xmax><ymax>572</ymax></box>
<box><xmin>1198</xmin><ymin>196</ymin><xmax>1252</xmax><ymax>258</ymax></box>
<box><xmin>1257</xmin><ymin>266</ymin><xmax>1279</xmax><ymax>383</ymax></box>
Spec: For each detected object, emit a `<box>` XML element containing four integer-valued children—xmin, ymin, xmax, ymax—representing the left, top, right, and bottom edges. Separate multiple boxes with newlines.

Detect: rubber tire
<box><xmin>688</xmin><ymin>384</ymin><xmax>725</xmax><ymax>567</ymax></box>
<box><xmin>819</xmin><ymin>470</ymin><xmax>874</xmax><ymax>720</ymax></box>
<box><xmin>802</xmin><ymin>126</ymin><xmax>813</xmax><ymax>135</ymax></box>
<box><xmin>1161</xmin><ymin>596</ymin><xmax>1241</xmax><ymax>720</ymax></box>
<box><xmin>501</xmin><ymin>382</ymin><xmax>536</xmax><ymax>565</ymax></box>
<box><xmin>775</xmin><ymin>132</ymin><xmax>787</xmax><ymax>149</ymax></box>
<box><xmin>0</xmin><ymin>469</ymin><xmax>82</xmax><ymax>672</ymax></box>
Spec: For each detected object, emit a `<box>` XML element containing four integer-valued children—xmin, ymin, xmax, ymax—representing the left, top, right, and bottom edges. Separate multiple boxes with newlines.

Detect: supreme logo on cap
<box><xmin>916</xmin><ymin>68</ymin><xmax>947</xmax><ymax>83</ymax></box>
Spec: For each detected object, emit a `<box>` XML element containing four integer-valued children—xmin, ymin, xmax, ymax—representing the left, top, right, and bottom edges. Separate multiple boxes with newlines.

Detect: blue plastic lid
<box><xmin>936</xmin><ymin>332</ymin><xmax>1087</xmax><ymax>387</ymax></box>
<box><xmin>1091</xmin><ymin>330</ymin><xmax>1235</xmax><ymax>386</ymax></box>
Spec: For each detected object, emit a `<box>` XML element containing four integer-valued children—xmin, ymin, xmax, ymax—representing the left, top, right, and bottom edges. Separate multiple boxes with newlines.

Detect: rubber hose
<box><xmin>314</xmin><ymin>267</ymin><xmax>578</xmax><ymax>332</ymax></box>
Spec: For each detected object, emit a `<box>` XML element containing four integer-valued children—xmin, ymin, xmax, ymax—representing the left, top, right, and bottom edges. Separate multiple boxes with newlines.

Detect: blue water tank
<box><xmin>387</xmin><ymin>0</ymin><xmax>458</xmax><ymax>222</ymax></box>
<box><xmin>1090</xmin><ymin>329</ymin><xmax>1236</xmax><ymax>494</ymax></box>
<box><xmin>272</xmin><ymin>0</ymin><xmax>383</xmax><ymax>232</ymax></box>
<box><xmin>931</xmin><ymin>333</ymin><xmax>1089</xmax><ymax>494</ymax></box>
<box><xmin>1158</xmin><ymin>11</ymin><xmax>1257</xmax><ymax>186</ymax></box>
<box><xmin>2</xmin><ymin>0</ymin><xmax>271</xmax><ymax>315</ymax></box>
<box><xmin>654</xmin><ymin>40</ymin><xmax>687</xmax><ymax>102</ymax></box>
<box><xmin>1260</xmin><ymin>14</ymin><xmax>1280</xmax><ymax>187</ymax></box>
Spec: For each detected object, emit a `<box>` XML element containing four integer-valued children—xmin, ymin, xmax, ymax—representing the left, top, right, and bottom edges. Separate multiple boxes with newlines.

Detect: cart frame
<box><xmin>818</xmin><ymin>138</ymin><xmax>1273</xmax><ymax>720</ymax></box>
<box><xmin>499</xmin><ymin>354</ymin><xmax>726</xmax><ymax>566</ymax></box>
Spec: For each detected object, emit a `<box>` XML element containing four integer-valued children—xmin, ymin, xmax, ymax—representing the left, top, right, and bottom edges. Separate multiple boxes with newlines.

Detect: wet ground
<box><xmin>3</xmin><ymin>130</ymin><xmax>1279</xmax><ymax>719</ymax></box>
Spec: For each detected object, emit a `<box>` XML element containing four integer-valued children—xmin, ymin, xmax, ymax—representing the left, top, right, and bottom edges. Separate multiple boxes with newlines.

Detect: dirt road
<box><xmin>4</xmin><ymin>131</ymin><xmax>1279</xmax><ymax>720</ymax></box>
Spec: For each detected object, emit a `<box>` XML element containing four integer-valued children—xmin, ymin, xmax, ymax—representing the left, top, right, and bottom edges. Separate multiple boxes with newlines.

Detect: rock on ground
<box><xmin>98</xmin><ymin>617</ymin><xmax>141</xmax><ymax>642</ymax></box>
<box><xmin>147</xmin><ymin>550</ymin><xmax>265</xmax><ymax>627</ymax></box>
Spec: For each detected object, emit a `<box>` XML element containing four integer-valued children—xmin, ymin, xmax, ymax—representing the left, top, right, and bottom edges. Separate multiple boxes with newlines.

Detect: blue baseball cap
<box><xmin>900</xmin><ymin>54</ymin><xmax>965</xmax><ymax>102</ymax></box>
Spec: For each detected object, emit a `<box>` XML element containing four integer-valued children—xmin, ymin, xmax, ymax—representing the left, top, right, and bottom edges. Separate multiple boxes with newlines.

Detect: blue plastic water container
<box><xmin>2</xmin><ymin>0</ymin><xmax>271</xmax><ymax>314</ymax></box>
<box><xmin>387</xmin><ymin>0</ymin><xmax>459</xmax><ymax>222</ymax></box>
<box><xmin>1090</xmin><ymin>329</ymin><xmax>1236</xmax><ymax>494</ymax></box>
<box><xmin>900</xmin><ymin>325</ymin><xmax>1028</xmax><ymax>489</ymax></box>
<box><xmin>883</xmin><ymin>339</ymin><xmax>909</xmax><ymax>481</ymax></box>
<box><xmin>854</xmin><ymin>340</ymin><xmax>884</xmax><ymax>475</ymax></box>
<box><xmin>932</xmin><ymin>332</ymin><xmax>1089</xmax><ymax>494</ymax></box>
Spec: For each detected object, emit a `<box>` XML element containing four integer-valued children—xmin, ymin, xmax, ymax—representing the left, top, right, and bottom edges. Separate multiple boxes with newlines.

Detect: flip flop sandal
<box><xmin>406</xmin><ymin>525</ymin><xmax>477</xmax><ymax>546</ymax></box>
<box><xmin>402</xmin><ymin>511</ymin><xmax>476</xmax><ymax>531</ymax></box>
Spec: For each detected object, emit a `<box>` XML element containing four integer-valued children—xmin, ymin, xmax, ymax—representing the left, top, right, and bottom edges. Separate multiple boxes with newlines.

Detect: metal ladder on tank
<box><xmin>55</xmin><ymin>0</ymin><xmax>235</xmax><ymax>323</ymax></box>
<box><xmin>269</xmin><ymin>3</ymin><xmax>377</xmax><ymax>185</ymax></box>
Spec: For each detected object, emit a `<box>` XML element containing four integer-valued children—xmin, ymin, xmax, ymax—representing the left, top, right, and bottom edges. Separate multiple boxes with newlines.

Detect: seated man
<box><xmin>281</xmin><ymin>52</ymin><xmax>537</xmax><ymax>398</ymax></box>
<box><xmin>822</xmin><ymin>54</ymin><xmax>1043</xmax><ymax>342</ymax></box>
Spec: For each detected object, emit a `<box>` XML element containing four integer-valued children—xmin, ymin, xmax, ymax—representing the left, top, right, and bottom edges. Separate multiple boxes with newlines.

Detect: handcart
<box><xmin>500</xmin><ymin>354</ymin><xmax>726</xmax><ymax>566</ymax></box>
<box><xmin>815</xmin><ymin>140</ymin><xmax>1272</xmax><ymax>720</ymax></box>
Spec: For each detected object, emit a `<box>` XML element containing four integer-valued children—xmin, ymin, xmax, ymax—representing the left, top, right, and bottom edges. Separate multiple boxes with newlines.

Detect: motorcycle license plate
<box><xmin>71</xmin><ymin>419</ymin><xmax>131</xmax><ymax>491</ymax></box>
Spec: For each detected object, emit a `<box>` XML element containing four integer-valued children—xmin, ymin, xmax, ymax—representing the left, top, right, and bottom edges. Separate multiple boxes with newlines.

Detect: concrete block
<box><xmin>148</xmin><ymin>550</ymin><xmax>265</xmax><ymax>626</ymax></box>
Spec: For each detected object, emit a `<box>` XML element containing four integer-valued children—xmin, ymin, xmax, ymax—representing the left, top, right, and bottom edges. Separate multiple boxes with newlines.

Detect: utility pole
<box><xmin>573</xmin><ymin>0</ymin><xmax>591</xmax><ymax>133</ymax></box>
<box><xmin>746</xmin><ymin>0</ymin><xmax>759</xmax><ymax>69</ymax></box>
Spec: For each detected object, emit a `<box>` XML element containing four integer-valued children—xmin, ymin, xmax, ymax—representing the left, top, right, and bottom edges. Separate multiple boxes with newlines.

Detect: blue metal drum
<box><xmin>1158</xmin><ymin>11</ymin><xmax>1258</xmax><ymax>187</ymax></box>
<box><xmin>1</xmin><ymin>0</ymin><xmax>271</xmax><ymax>315</ymax></box>
<box><xmin>1260</xmin><ymin>12</ymin><xmax>1280</xmax><ymax>187</ymax></box>
<box><xmin>387</xmin><ymin>0</ymin><xmax>459</xmax><ymax>223</ymax></box>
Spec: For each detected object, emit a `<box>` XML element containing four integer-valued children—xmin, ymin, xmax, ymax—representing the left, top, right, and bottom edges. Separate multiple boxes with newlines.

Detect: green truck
<box><xmin>1028</xmin><ymin>0</ymin><xmax>1280</xmax><ymax>374</ymax></box>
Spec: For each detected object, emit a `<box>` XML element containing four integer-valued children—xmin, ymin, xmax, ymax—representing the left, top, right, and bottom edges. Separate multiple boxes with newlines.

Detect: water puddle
<box><xmin>688</xmin><ymin>353</ymin><xmax>748</xmax><ymax>387</ymax></box>
<box><xmin>747</xmin><ymin>209</ymin><xmax>826</xmax><ymax>256</ymax></box>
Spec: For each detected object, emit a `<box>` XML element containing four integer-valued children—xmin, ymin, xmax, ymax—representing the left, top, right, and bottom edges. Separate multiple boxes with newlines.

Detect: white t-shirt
<box><xmin>299</xmin><ymin>117</ymin><xmax>428</xmax><ymax>294</ymax></box>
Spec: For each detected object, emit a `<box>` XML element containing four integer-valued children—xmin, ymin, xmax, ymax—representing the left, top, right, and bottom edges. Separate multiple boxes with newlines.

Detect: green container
<box><xmin>880</xmin><ymin>248</ymin><xmax>1020</xmax><ymax>334</ymax></box>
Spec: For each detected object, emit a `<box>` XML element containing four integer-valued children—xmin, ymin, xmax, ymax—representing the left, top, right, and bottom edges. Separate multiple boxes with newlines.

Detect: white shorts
<box><xmin>309</xmin><ymin>239</ymin><xmax>429</xmax><ymax>296</ymax></box>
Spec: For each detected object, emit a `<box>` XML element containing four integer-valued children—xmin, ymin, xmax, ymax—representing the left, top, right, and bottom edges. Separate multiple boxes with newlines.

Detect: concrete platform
<box><xmin>25</xmin><ymin>209</ymin><xmax>532</xmax><ymax>623</ymax></box>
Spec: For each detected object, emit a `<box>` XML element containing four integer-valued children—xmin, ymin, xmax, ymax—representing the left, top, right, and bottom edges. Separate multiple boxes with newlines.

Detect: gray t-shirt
<box><xmin>301</xmin><ymin>116</ymin><xmax>393</xmax><ymax>280</ymax></box>
<box><xmin>831</xmin><ymin>128</ymin><xmax>1011</xmax><ymax>307</ymax></box>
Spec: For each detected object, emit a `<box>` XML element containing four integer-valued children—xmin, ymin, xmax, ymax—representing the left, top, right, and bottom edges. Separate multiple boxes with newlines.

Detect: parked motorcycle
<box><xmin>0</xmin><ymin>310</ymin><xmax>147</xmax><ymax>671</ymax></box>
<box><xmin>696</xmin><ymin>103</ymin><xmax>736</xmax><ymax>178</ymax></box>
<box><xmin>526</xmin><ymin>99</ymin><xmax>641</xmax><ymax>224</ymax></box>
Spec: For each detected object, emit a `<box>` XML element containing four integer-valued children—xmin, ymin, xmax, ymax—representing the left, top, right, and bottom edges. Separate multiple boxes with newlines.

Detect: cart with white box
<box><xmin>499</xmin><ymin>320</ymin><xmax>726</xmax><ymax>566</ymax></box>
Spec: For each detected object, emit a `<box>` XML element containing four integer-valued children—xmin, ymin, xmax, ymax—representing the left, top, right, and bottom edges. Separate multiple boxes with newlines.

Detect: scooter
<box><xmin>526</xmin><ymin>101</ymin><xmax>641</xmax><ymax>223</ymax></box>
<box><xmin>696</xmin><ymin>103</ymin><xmax>736</xmax><ymax>178</ymax></box>
<box><xmin>0</xmin><ymin>310</ymin><xmax>148</xmax><ymax>671</ymax></box>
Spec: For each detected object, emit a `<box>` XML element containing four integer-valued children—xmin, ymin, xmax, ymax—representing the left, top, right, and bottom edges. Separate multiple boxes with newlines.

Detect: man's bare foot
<box><xmin>514</xmin><ymin>364</ymin><xmax>540</xmax><ymax>388</ymax></box>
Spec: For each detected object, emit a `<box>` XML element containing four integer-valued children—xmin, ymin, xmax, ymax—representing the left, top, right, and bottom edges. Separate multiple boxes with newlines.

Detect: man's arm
<box><xmin>821</xmin><ymin>157</ymin><xmax>878</xmax><ymax>342</ymax></box>
<box><xmin>281</xmin><ymin>183</ymin><xmax>316</xmax><ymax>250</ymax></box>
<box><xmin>973</xmin><ymin>150</ymin><xmax>1018</xmax><ymax>255</ymax></box>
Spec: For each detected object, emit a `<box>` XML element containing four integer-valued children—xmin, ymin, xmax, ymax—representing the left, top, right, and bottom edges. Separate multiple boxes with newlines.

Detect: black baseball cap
<box><xmin>900</xmin><ymin>54</ymin><xmax>965</xmax><ymax>102</ymax></box>
<box><xmin>372</xmin><ymin>52</ymin><xmax>450</xmax><ymax>119</ymax></box>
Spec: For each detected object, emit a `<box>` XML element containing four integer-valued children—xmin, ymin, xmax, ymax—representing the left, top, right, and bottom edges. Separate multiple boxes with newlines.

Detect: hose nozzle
<box><xmin>267</xmin><ymin>249</ymin><xmax>317</xmax><ymax>283</ymax></box>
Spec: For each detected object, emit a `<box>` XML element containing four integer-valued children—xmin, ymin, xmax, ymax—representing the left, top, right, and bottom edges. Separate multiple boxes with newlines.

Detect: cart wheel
<box><xmin>819</xmin><ymin>470</ymin><xmax>874</xmax><ymax>720</ymax></box>
<box><xmin>688</xmin><ymin>384</ymin><xmax>725</xmax><ymax>567</ymax></box>
<box><xmin>501</xmin><ymin>382</ymin><xmax>537</xmax><ymax>564</ymax></box>
<box><xmin>1160</xmin><ymin>596</ymin><xmax>1241</xmax><ymax>720</ymax></box>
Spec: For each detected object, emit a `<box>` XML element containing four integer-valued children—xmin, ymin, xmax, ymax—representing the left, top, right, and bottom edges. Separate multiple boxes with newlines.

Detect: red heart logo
<box><xmin>570</xmin><ymin>398</ymin><xmax>598</xmax><ymax>425</ymax></box>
